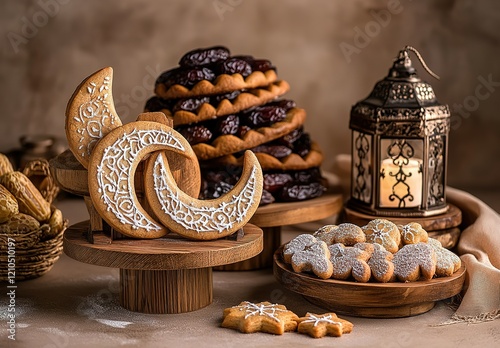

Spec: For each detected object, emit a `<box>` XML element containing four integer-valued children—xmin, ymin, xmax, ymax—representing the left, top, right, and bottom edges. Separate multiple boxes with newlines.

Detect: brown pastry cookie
<box><xmin>296</xmin><ymin>312</ymin><xmax>353</xmax><ymax>338</ymax></box>
<box><xmin>393</xmin><ymin>242</ymin><xmax>437</xmax><ymax>282</ymax></box>
<box><xmin>313</xmin><ymin>223</ymin><xmax>366</xmax><ymax>246</ymax></box>
<box><xmin>355</xmin><ymin>242</ymin><xmax>395</xmax><ymax>282</ymax></box>
<box><xmin>191</xmin><ymin>107</ymin><xmax>306</xmax><ymax>160</ymax></box>
<box><xmin>328</xmin><ymin>243</ymin><xmax>372</xmax><ymax>282</ymax></box>
<box><xmin>155</xmin><ymin>69</ymin><xmax>278</xmax><ymax>99</ymax></box>
<box><xmin>362</xmin><ymin>219</ymin><xmax>401</xmax><ymax>254</ymax></box>
<box><xmin>398</xmin><ymin>222</ymin><xmax>429</xmax><ymax>245</ymax></box>
<box><xmin>283</xmin><ymin>234</ymin><xmax>333</xmax><ymax>279</ymax></box>
<box><xmin>221</xmin><ymin>301</ymin><xmax>298</xmax><ymax>335</ymax></box>
<box><xmin>147</xmin><ymin>81</ymin><xmax>290</xmax><ymax>126</ymax></box>
<box><xmin>427</xmin><ymin>238</ymin><xmax>461</xmax><ymax>277</ymax></box>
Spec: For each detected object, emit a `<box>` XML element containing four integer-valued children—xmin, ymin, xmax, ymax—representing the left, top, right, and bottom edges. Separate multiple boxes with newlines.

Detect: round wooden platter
<box><xmin>273</xmin><ymin>247</ymin><xmax>466</xmax><ymax>318</ymax></box>
<box><xmin>64</xmin><ymin>221</ymin><xmax>263</xmax><ymax>314</ymax></box>
<box><xmin>215</xmin><ymin>193</ymin><xmax>343</xmax><ymax>271</ymax></box>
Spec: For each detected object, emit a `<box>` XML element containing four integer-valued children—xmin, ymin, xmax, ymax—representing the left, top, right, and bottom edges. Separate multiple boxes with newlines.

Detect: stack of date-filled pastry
<box><xmin>145</xmin><ymin>46</ymin><xmax>327</xmax><ymax>205</ymax></box>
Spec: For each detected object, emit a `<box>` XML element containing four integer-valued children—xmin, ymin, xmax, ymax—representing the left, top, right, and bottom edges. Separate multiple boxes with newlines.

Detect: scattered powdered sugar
<box><xmin>94</xmin><ymin>318</ymin><xmax>133</xmax><ymax>328</ymax></box>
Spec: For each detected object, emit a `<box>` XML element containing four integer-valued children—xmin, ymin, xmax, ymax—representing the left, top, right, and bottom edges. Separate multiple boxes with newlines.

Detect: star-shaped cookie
<box><xmin>296</xmin><ymin>312</ymin><xmax>353</xmax><ymax>338</ymax></box>
<box><xmin>221</xmin><ymin>301</ymin><xmax>298</xmax><ymax>335</ymax></box>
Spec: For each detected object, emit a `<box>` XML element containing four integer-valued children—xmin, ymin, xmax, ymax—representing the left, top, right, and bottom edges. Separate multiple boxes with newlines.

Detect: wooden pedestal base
<box><xmin>64</xmin><ymin>221</ymin><xmax>263</xmax><ymax>314</ymax></box>
<box><xmin>215</xmin><ymin>194</ymin><xmax>343</xmax><ymax>271</ymax></box>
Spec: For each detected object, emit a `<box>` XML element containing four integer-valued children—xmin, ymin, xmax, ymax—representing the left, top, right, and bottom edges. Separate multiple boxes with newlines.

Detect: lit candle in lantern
<box><xmin>379</xmin><ymin>158</ymin><xmax>422</xmax><ymax>208</ymax></box>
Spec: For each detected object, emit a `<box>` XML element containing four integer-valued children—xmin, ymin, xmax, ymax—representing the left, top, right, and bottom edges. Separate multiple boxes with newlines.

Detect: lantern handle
<box><xmin>404</xmin><ymin>46</ymin><xmax>440</xmax><ymax>80</ymax></box>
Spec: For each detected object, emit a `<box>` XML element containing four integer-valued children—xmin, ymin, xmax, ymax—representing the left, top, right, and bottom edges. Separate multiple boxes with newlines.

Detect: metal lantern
<box><xmin>348</xmin><ymin>46</ymin><xmax>450</xmax><ymax>217</ymax></box>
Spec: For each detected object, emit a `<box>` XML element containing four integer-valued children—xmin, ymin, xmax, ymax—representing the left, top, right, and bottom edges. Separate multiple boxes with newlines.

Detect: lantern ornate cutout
<box><xmin>348</xmin><ymin>46</ymin><xmax>450</xmax><ymax>217</ymax></box>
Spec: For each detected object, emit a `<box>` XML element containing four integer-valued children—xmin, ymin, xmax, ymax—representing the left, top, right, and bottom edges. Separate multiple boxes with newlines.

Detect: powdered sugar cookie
<box><xmin>398</xmin><ymin>222</ymin><xmax>428</xmax><ymax>245</ymax></box>
<box><xmin>221</xmin><ymin>301</ymin><xmax>298</xmax><ymax>335</ymax></box>
<box><xmin>312</xmin><ymin>225</ymin><xmax>337</xmax><ymax>245</ymax></box>
<box><xmin>355</xmin><ymin>242</ymin><xmax>395</xmax><ymax>282</ymax></box>
<box><xmin>427</xmin><ymin>238</ymin><xmax>461</xmax><ymax>277</ymax></box>
<box><xmin>283</xmin><ymin>234</ymin><xmax>333</xmax><ymax>279</ymax></box>
<box><xmin>313</xmin><ymin>223</ymin><xmax>366</xmax><ymax>246</ymax></box>
<box><xmin>328</xmin><ymin>243</ymin><xmax>372</xmax><ymax>282</ymax></box>
<box><xmin>362</xmin><ymin>219</ymin><xmax>401</xmax><ymax>253</ymax></box>
<box><xmin>283</xmin><ymin>234</ymin><xmax>317</xmax><ymax>263</ymax></box>
<box><xmin>296</xmin><ymin>312</ymin><xmax>353</xmax><ymax>338</ymax></box>
<box><xmin>393</xmin><ymin>242</ymin><xmax>436</xmax><ymax>282</ymax></box>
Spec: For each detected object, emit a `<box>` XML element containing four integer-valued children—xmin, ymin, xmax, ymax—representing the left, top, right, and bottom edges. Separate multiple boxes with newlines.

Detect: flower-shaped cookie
<box><xmin>221</xmin><ymin>301</ymin><xmax>298</xmax><ymax>335</ymax></box>
<box><xmin>355</xmin><ymin>242</ymin><xmax>395</xmax><ymax>282</ymax></box>
<box><xmin>283</xmin><ymin>234</ymin><xmax>333</xmax><ymax>279</ymax></box>
<box><xmin>296</xmin><ymin>312</ymin><xmax>353</xmax><ymax>338</ymax></box>
<box><xmin>398</xmin><ymin>222</ymin><xmax>428</xmax><ymax>245</ymax></box>
<box><xmin>393</xmin><ymin>242</ymin><xmax>436</xmax><ymax>282</ymax></box>
<box><xmin>313</xmin><ymin>223</ymin><xmax>366</xmax><ymax>246</ymax></box>
<box><xmin>362</xmin><ymin>219</ymin><xmax>401</xmax><ymax>253</ymax></box>
<box><xmin>427</xmin><ymin>238</ymin><xmax>461</xmax><ymax>277</ymax></box>
<box><xmin>328</xmin><ymin>243</ymin><xmax>372</xmax><ymax>282</ymax></box>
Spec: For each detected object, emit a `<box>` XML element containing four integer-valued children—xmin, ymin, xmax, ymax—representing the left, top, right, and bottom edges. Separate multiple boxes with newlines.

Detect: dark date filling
<box><xmin>156</xmin><ymin>46</ymin><xmax>276</xmax><ymax>90</ymax></box>
<box><xmin>199</xmin><ymin>167</ymin><xmax>327</xmax><ymax>205</ymax></box>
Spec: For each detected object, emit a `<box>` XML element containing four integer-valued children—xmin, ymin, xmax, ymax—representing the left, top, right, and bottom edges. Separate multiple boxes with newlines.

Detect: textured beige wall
<box><xmin>1</xmin><ymin>0</ymin><xmax>499</xmax><ymax>192</ymax></box>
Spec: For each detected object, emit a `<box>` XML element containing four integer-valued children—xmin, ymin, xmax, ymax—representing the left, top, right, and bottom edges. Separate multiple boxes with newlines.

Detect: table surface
<box><xmin>1</xmin><ymin>196</ymin><xmax>499</xmax><ymax>348</ymax></box>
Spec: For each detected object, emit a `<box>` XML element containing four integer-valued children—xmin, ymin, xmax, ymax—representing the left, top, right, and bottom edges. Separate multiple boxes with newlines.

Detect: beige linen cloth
<box><xmin>330</xmin><ymin>155</ymin><xmax>500</xmax><ymax>324</ymax></box>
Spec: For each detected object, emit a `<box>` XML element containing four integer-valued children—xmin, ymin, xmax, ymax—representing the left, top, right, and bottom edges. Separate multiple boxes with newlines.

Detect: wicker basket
<box><xmin>0</xmin><ymin>158</ymin><xmax>65</xmax><ymax>281</ymax></box>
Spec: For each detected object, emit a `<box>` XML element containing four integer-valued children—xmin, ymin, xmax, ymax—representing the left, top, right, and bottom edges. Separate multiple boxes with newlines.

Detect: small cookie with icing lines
<box><xmin>398</xmin><ymin>222</ymin><xmax>428</xmax><ymax>245</ymax></box>
<box><xmin>313</xmin><ymin>223</ymin><xmax>366</xmax><ymax>246</ymax></box>
<box><xmin>296</xmin><ymin>312</ymin><xmax>353</xmax><ymax>338</ymax></box>
<box><xmin>283</xmin><ymin>234</ymin><xmax>333</xmax><ymax>279</ymax></box>
<box><xmin>362</xmin><ymin>219</ymin><xmax>401</xmax><ymax>253</ymax></box>
<box><xmin>427</xmin><ymin>238</ymin><xmax>461</xmax><ymax>277</ymax></box>
<box><xmin>328</xmin><ymin>243</ymin><xmax>372</xmax><ymax>282</ymax></box>
<box><xmin>393</xmin><ymin>242</ymin><xmax>436</xmax><ymax>282</ymax></box>
<box><xmin>221</xmin><ymin>301</ymin><xmax>298</xmax><ymax>335</ymax></box>
<box><xmin>355</xmin><ymin>242</ymin><xmax>395</xmax><ymax>282</ymax></box>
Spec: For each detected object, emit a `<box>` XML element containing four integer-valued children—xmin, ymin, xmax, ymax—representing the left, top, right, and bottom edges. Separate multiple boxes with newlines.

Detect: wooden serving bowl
<box><xmin>273</xmin><ymin>246</ymin><xmax>466</xmax><ymax>318</ymax></box>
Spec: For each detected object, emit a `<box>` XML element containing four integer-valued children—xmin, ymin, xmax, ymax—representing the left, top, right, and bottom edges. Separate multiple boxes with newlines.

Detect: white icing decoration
<box><xmin>96</xmin><ymin>128</ymin><xmax>185</xmax><ymax>231</ymax></box>
<box><xmin>73</xmin><ymin>74</ymin><xmax>118</xmax><ymax>159</ymax></box>
<box><xmin>302</xmin><ymin>314</ymin><xmax>341</xmax><ymax>327</ymax></box>
<box><xmin>152</xmin><ymin>153</ymin><xmax>258</xmax><ymax>233</ymax></box>
<box><xmin>233</xmin><ymin>302</ymin><xmax>287</xmax><ymax>322</ymax></box>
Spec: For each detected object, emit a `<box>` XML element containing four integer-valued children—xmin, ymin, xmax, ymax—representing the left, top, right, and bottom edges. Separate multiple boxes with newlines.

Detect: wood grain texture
<box><xmin>63</xmin><ymin>220</ymin><xmax>263</xmax><ymax>270</ymax></box>
<box><xmin>120</xmin><ymin>268</ymin><xmax>212</xmax><ymax>314</ymax></box>
<box><xmin>249</xmin><ymin>194</ymin><xmax>343</xmax><ymax>228</ymax></box>
<box><xmin>273</xmin><ymin>247</ymin><xmax>466</xmax><ymax>318</ymax></box>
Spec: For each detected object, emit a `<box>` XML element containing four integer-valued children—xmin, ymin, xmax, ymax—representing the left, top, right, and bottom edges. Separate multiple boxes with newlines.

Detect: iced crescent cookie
<box><xmin>328</xmin><ymin>243</ymin><xmax>372</xmax><ymax>282</ymax></box>
<box><xmin>296</xmin><ymin>312</ymin><xmax>353</xmax><ymax>338</ymax></box>
<box><xmin>393</xmin><ymin>243</ymin><xmax>437</xmax><ymax>282</ymax></box>
<box><xmin>427</xmin><ymin>238</ymin><xmax>461</xmax><ymax>277</ymax></box>
<box><xmin>355</xmin><ymin>242</ymin><xmax>395</xmax><ymax>282</ymax></box>
<box><xmin>362</xmin><ymin>219</ymin><xmax>401</xmax><ymax>253</ymax></box>
<box><xmin>313</xmin><ymin>223</ymin><xmax>366</xmax><ymax>246</ymax></box>
<box><xmin>221</xmin><ymin>301</ymin><xmax>298</xmax><ymax>335</ymax></box>
<box><xmin>398</xmin><ymin>222</ymin><xmax>428</xmax><ymax>245</ymax></box>
<box><xmin>65</xmin><ymin>67</ymin><xmax>122</xmax><ymax>169</ymax></box>
<box><xmin>283</xmin><ymin>234</ymin><xmax>333</xmax><ymax>279</ymax></box>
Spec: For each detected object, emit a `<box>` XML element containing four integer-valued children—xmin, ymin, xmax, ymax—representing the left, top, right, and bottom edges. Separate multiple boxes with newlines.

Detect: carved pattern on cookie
<box><xmin>362</xmin><ymin>219</ymin><xmax>401</xmax><ymax>253</ymax></box>
<box><xmin>65</xmin><ymin>67</ymin><xmax>122</xmax><ymax>169</ymax></box>
<box><xmin>296</xmin><ymin>312</ymin><xmax>353</xmax><ymax>338</ymax></box>
<box><xmin>398</xmin><ymin>222</ymin><xmax>429</xmax><ymax>245</ymax></box>
<box><xmin>149</xmin><ymin>81</ymin><xmax>290</xmax><ymax>126</ymax></box>
<box><xmin>328</xmin><ymin>243</ymin><xmax>372</xmax><ymax>282</ymax></box>
<box><xmin>393</xmin><ymin>242</ymin><xmax>437</xmax><ymax>282</ymax></box>
<box><xmin>155</xmin><ymin>69</ymin><xmax>278</xmax><ymax>99</ymax></box>
<box><xmin>88</xmin><ymin>121</ymin><xmax>194</xmax><ymax>239</ymax></box>
<box><xmin>427</xmin><ymin>238</ymin><xmax>461</xmax><ymax>277</ymax></box>
<box><xmin>144</xmin><ymin>150</ymin><xmax>262</xmax><ymax>240</ymax></box>
<box><xmin>221</xmin><ymin>301</ymin><xmax>298</xmax><ymax>335</ymax></box>
<box><xmin>191</xmin><ymin>107</ymin><xmax>306</xmax><ymax>160</ymax></box>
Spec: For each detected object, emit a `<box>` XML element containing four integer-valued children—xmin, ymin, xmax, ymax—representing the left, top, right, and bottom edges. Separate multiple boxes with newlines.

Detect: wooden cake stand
<box><xmin>50</xmin><ymin>151</ymin><xmax>263</xmax><ymax>314</ymax></box>
<box><xmin>215</xmin><ymin>193</ymin><xmax>343</xmax><ymax>271</ymax></box>
<box><xmin>342</xmin><ymin>204</ymin><xmax>463</xmax><ymax>249</ymax></box>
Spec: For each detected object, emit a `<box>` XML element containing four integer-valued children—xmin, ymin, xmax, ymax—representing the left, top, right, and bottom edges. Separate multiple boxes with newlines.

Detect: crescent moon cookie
<box><xmin>328</xmin><ymin>243</ymin><xmax>372</xmax><ymax>282</ymax></box>
<box><xmin>283</xmin><ymin>234</ymin><xmax>333</xmax><ymax>279</ymax></box>
<box><xmin>398</xmin><ymin>222</ymin><xmax>429</xmax><ymax>245</ymax></box>
<box><xmin>313</xmin><ymin>223</ymin><xmax>366</xmax><ymax>246</ymax></box>
<box><xmin>296</xmin><ymin>312</ymin><xmax>353</xmax><ymax>338</ymax></box>
<box><xmin>393</xmin><ymin>242</ymin><xmax>437</xmax><ymax>282</ymax></box>
<box><xmin>65</xmin><ymin>67</ymin><xmax>122</xmax><ymax>169</ymax></box>
<box><xmin>427</xmin><ymin>238</ymin><xmax>461</xmax><ymax>277</ymax></box>
<box><xmin>88</xmin><ymin>120</ymin><xmax>197</xmax><ymax>239</ymax></box>
<box><xmin>362</xmin><ymin>219</ymin><xmax>401</xmax><ymax>254</ymax></box>
<box><xmin>221</xmin><ymin>301</ymin><xmax>298</xmax><ymax>335</ymax></box>
<box><xmin>144</xmin><ymin>150</ymin><xmax>263</xmax><ymax>240</ymax></box>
